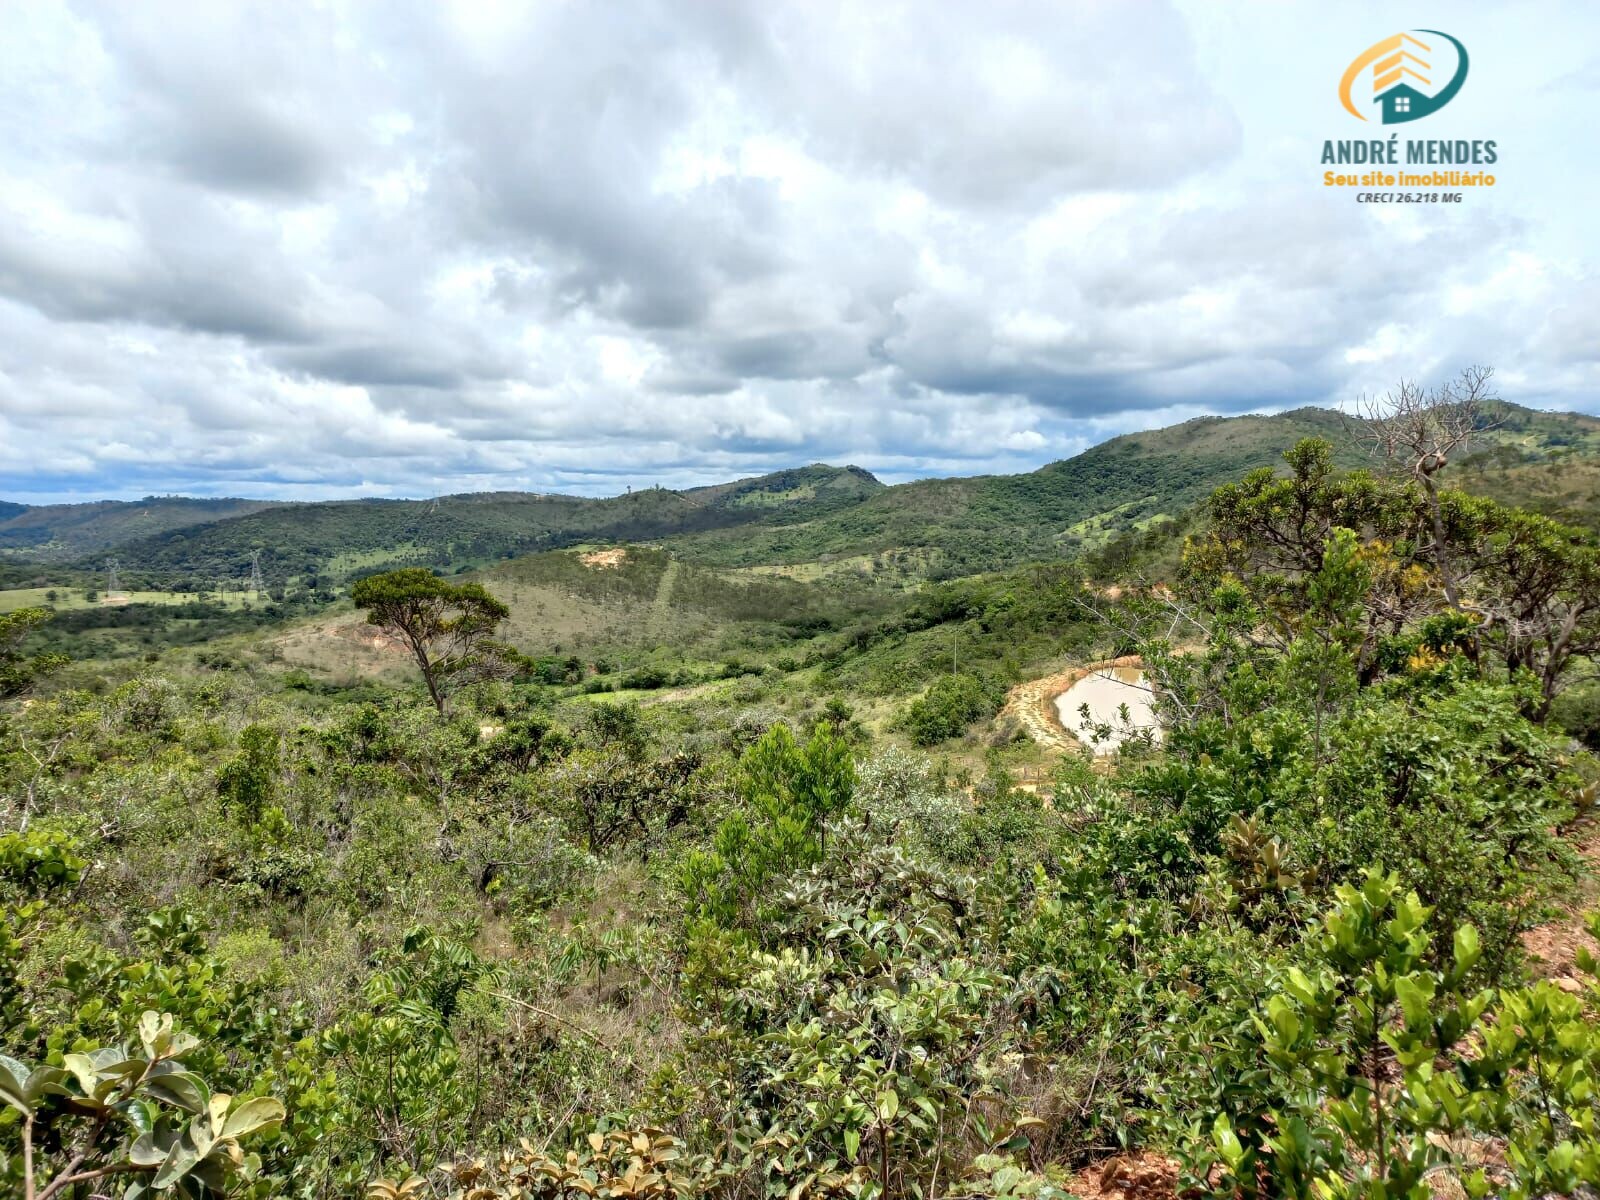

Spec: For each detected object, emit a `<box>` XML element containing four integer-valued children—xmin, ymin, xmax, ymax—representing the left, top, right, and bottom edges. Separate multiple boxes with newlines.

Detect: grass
<box><xmin>734</xmin><ymin>547</ymin><xmax>941</xmax><ymax>587</ymax></box>
<box><xmin>0</xmin><ymin>587</ymin><xmax>261</xmax><ymax>614</ymax></box>
<box><xmin>324</xmin><ymin>544</ymin><xmax>425</xmax><ymax>577</ymax></box>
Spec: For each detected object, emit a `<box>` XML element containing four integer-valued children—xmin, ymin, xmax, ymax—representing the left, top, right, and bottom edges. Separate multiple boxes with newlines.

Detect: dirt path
<box><xmin>649</xmin><ymin>558</ymin><xmax>682</xmax><ymax>637</ymax></box>
<box><xmin>1000</xmin><ymin>656</ymin><xmax>1145</xmax><ymax>754</ymax></box>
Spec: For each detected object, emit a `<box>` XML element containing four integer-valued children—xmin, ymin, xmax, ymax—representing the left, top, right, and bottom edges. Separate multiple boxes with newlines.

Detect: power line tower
<box><xmin>249</xmin><ymin>551</ymin><xmax>265</xmax><ymax>598</ymax></box>
<box><xmin>105</xmin><ymin>558</ymin><xmax>123</xmax><ymax>599</ymax></box>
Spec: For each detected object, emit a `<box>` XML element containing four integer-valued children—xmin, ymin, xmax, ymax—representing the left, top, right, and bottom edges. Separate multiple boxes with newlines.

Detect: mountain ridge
<box><xmin>4</xmin><ymin>402</ymin><xmax>1596</xmax><ymax>583</ymax></box>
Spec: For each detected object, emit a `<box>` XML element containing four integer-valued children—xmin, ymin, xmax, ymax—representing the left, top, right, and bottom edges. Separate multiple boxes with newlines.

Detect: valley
<box><xmin>5</xmin><ymin>399</ymin><xmax>1600</xmax><ymax>1198</ymax></box>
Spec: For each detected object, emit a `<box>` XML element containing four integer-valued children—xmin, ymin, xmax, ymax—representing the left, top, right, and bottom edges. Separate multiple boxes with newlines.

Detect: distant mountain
<box><xmin>0</xmin><ymin>497</ymin><xmax>281</xmax><ymax>558</ymax></box>
<box><xmin>62</xmin><ymin>466</ymin><xmax>885</xmax><ymax>585</ymax></box>
<box><xmin>681</xmin><ymin>464</ymin><xmax>883</xmax><ymax>510</ymax></box>
<box><xmin>5</xmin><ymin>403</ymin><xmax>1594</xmax><ymax>587</ymax></box>
<box><xmin>664</xmin><ymin>403</ymin><xmax>1600</xmax><ymax>577</ymax></box>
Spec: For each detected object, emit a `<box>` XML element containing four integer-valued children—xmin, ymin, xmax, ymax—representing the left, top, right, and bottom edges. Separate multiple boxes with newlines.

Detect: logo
<box><xmin>1339</xmin><ymin>30</ymin><xmax>1468</xmax><ymax>124</ymax></box>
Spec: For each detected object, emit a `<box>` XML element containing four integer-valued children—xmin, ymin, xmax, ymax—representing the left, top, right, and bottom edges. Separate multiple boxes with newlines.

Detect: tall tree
<box><xmin>350</xmin><ymin>569</ymin><xmax>514</xmax><ymax>714</ymax></box>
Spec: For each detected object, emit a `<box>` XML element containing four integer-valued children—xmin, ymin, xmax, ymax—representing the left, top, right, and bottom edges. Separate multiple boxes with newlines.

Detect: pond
<box><xmin>1053</xmin><ymin>664</ymin><xmax>1161</xmax><ymax>752</ymax></box>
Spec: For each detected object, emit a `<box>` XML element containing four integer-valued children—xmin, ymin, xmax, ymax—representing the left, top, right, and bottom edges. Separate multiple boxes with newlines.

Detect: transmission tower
<box><xmin>249</xmin><ymin>551</ymin><xmax>266</xmax><ymax>598</ymax></box>
<box><xmin>105</xmin><ymin>558</ymin><xmax>123</xmax><ymax>599</ymax></box>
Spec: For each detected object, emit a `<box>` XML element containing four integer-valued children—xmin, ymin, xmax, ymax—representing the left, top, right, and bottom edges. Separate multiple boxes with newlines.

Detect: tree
<box><xmin>1201</xmin><ymin>872</ymin><xmax>1600</xmax><ymax>1199</ymax></box>
<box><xmin>0</xmin><ymin>608</ymin><xmax>67</xmax><ymax>701</ymax></box>
<box><xmin>1186</xmin><ymin>437</ymin><xmax>1600</xmax><ymax>710</ymax></box>
<box><xmin>350</xmin><ymin>569</ymin><xmax>513</xmax><ymax>714</ymax></box>
<box><xmin>679</xmin><ymin>723</ymin><xmax>856</xmax><ymax>927</ymax></box>
<box><xmin>216</xmin><ymin>724</ymin><xmax>281</xmax><ymax>825</ymax></box>
<box><xmin>1472</xmin><ymin>506</ymin><xmax>1600</xmax><ymax>712</ymax></box>
<box><xmin>1354</xmin><ymin>365</ymin><xmax>1500</xmax><ymax>609</ymax></box>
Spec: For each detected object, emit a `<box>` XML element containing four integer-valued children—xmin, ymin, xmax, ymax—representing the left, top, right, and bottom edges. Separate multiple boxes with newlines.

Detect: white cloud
<box><xmin>0</xmin><ymin>0</ymin><xmax>1596</xmax><ymax>502</ymax></box>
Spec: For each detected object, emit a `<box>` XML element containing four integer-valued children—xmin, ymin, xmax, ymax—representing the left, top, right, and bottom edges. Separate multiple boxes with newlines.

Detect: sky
<box><xmin>1</xmin><ymin>1</ymin><xmax>1597</xmax><ymax>503</ymax></box>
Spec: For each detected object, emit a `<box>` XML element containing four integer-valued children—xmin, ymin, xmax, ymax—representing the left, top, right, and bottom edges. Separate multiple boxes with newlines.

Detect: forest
<box><xmin>4</xmin><ymin>391</ymin><xmax>1600</xmax><ymax>1199</ymax></box>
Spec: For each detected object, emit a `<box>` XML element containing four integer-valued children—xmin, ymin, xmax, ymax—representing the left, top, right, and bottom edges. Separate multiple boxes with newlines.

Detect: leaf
<box><xmin>142</xmin><ymin>1069</ymin><xmax>209</xmax><ymax>1113</ymax></box>
<box><xmin>0</xmin><ymin>1055</ymin><xmax>30</xmax><ymax>1112</ymax></box>
<box><xmin>207</xmin><ymin>1091</ymin><xmax>232</xmax><ymax>1131</ymax></box>
<box><xmin>876</xmin><ymin>1089</ymin><xmax>900</xmax><ymax>1122</ymax></box>
<box><xmin>0</xmin><ymin>1059</ymin><xmax>67</xmax><ymax>1115</ymax></box>
<box><xmin>1212</xmin><ymin>1114</ymin><xmax>1246</xmax><ymax>1168</ymax></box>
<box><xmin>138</xmin><ymin>1011</ymin><xmax>166</xmax><ymax>1057</ymax></box>
<box><xmin>152</xmin><ymin>1137</ymin><xmax>202</xmax><ymax>1189</ymax></box>
<box><xmin>1453</xmin><ymin>924</ymin><xmax>1481</xmax><ymax>976</ymax></box>
<box><xmin>1394</xmin><ymin>974</ymin><xmax>1435</xmax><ymax>1028</ymax></box>
<box><xmin>129</xmin><ymin>1129</ymin><xmax>175</xmax><ymax>1168</ymax></box>
<box><xmin>222</xmin><ymin>1096</ymin><xmax>286</xmax><ymax>1140</ymax></box>
<box><xmin>62</xmin><ymin>1052</ymin><xmax>101</xmax><ymax>1097</ymax></box>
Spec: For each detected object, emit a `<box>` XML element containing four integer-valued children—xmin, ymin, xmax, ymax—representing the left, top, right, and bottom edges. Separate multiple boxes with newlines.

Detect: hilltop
<box><xmin>0</xmin><ymin>496</ymin><xmax>281</xmax><ymax>558</ymax></box>
<box><xmin>3</xmin><ymin>402</ymin><xmax>1597</xmax><ymax>588</ymax></box>
<box><xmin>668</xmin><ymin>402</ymin><xmax>1600</xmax><ymax>577</ymax></box>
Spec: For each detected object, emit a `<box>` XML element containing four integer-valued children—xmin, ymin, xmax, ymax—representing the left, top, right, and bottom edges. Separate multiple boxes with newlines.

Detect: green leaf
<box><xmin>142</xmin><ymin>1069</ymin><xmax>209</xmax><ymax>1113</ymax></box>
<box><xmin>0</xmin><ymin>1059</ymin><xmax>67</xmax><ymax>1115</ymax></box>
<box><xmin>1453</xmin><ymin>924</ymin><xmax>1481</xmax><ymax>976</ymax></box>
<box><xmin>1394</xmin><ymin>974</ymin><xmax>1434</xmax><ymax>1028</ymax></box>
<box><xmin>222</xmin><ymin>1096</ymin><xmax>286</xmax><ymax>1140</ymax></box>
<box><xmin>876</xmin><ymin>1089</ymin><xmax>900</xmax><ymax>1122</ymax></box>
<box><xmin>129</xmin><ymin>1130</ymin><xmax>174</xmax><ymax>1168</ymax></box>
<box><xmin>152</xmin><ymin>1137</ymin><xmax>202</xmax><ymax>1189</ymax></box>
<box><xmin>1213</xmin><ymin>1114</ymin><xmax>1246</xmax><ymax>1168</ymax></box>
<box><xmin>0</xmin><ymin>1055</ymin><xmax>36</xmax><ymax>1114</ymax></box>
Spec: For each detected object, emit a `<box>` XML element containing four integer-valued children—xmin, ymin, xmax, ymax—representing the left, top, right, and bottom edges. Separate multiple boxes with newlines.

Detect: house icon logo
<box><xmin>1339</xmin><ymin>31</ymin><xmax>1469</xmax><ymax>124</ymax></box>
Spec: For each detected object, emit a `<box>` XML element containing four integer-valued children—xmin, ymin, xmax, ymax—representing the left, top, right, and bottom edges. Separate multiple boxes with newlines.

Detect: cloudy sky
<box><xmin>1</xmin><ymin>1</ymin><xmax>1597</xmax><ymax>502</ymax></box>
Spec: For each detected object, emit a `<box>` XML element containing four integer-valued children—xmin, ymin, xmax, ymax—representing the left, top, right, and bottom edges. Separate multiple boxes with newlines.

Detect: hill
<box><xmin>0</xmin><ymin>496</ymin><xmax>280</xmax><ymax>558</ymax></box>
<box><xmin>268</xmin><ymin>543</ymin><xmax>895</xmax><ymax>691</ymax></box>
<box><xmin>680</xmin><ymin>463</ymin><xmax>883</xmax><ymax>509</ymax></box>
<box><xmin>77</xmin><ymin>465</ymin><xmax>884</xmax><ymax>586</ymax></box>
<box><xmin>668</xmin><ymin>402</ymin><xmax>1600</xmax><ymax>577</ymax></box>
<box><xmin>7</xmin><ymin>402</ymin><xmax>1597</xmax><ymax>587</ymax></box>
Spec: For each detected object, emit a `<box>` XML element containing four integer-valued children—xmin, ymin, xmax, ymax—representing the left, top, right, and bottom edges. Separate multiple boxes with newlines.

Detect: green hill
<box><xmin>0</xmin><ymin>496</ymin><xmax>281</xmax><ymax>558</ymax></box>
<box><xmin>75</xmin><ymin>465</ymin><xmax>885</xmax><ymax>586</ymax></box>
<box><xmin>7</xmin><ymin>403</ymin><xmax>1596</xmax><ymax>588</ymax></box>
<box><xmin>680</xmin><ymin>463</ymin><xmax>883</xmax><ymax>509</ymax></box>
<box><xmin>667</xmin><ymin>403</ymin><xmax>1600</xmax><ymax>577</ymax></box>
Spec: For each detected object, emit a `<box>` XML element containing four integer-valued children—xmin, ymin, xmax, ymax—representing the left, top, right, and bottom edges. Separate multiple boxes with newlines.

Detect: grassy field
<box><xmin>322</xmin><ymin>544</ymin><xmax>427</xmax><ymax>578</ymax></box>
<box><xmin>0</xmin><ymin>586</ymin><xmax>262</xmax><ymax>614</ymax></box>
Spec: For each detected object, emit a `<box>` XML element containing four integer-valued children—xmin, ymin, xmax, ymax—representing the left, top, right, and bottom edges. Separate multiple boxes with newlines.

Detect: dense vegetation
<box><xmin>5</xmin><ymin>400</ymin><xmax>1600</xmax><ymax>1198</ymax></box>
<box><xmin>0</xmin><ymin>498</ymin><xmax>281</xmax><ymax>558</ymax></box>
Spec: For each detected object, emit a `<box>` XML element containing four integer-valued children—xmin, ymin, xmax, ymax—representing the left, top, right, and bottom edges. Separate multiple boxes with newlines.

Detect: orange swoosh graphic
<box><xmin>1340</xmin><ymin>32</ymin><xmax>1433</xmax><ymax>120</ymax></box>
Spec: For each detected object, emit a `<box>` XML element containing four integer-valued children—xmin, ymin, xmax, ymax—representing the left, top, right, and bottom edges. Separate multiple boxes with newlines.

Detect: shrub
<box><xmin>900</xmin><ymin>673</ymin><xmax>1003</xmax><ymax>746</ymax></box>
